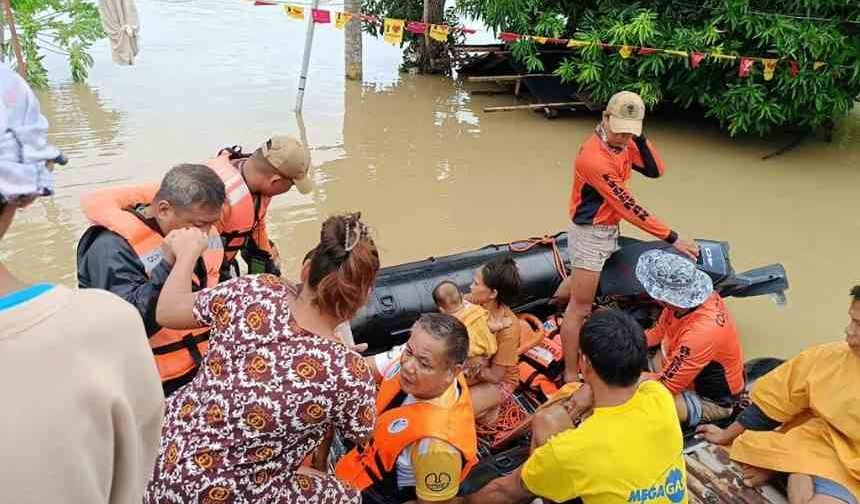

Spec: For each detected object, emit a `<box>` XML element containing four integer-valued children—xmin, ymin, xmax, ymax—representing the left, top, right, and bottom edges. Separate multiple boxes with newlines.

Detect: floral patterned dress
<box><xmin>144</xmin><ymin>275</ymin><xmax>376</xmax><ymax>503</ymax></box>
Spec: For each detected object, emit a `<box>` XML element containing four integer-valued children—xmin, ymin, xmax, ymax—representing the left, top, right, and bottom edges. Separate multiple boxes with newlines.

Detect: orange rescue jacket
<box><xmin>335</xmin><ymin>366</ymin><xmax>479</xmax><ymax>491</ymax></box>
<box><xmin>81</xmin><ymin>185</ymin><xmax>223</xmax><ymax>383</ymax></box>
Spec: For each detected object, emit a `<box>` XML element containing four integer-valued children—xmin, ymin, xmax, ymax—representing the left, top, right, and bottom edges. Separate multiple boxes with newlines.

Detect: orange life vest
<box><xmin>81</xmin><ymin>185</ymin><xmax>224</xmax><ymax>383</ymax></box>
<box><xmin>335</xmin><ymin>367</ymin><xmax>479</xmax><ymax>492</ymax></box>
<box><xmin>77</xmin><ymin>153</ymin><xmax>271</xmax><ymax>267</ymax></box>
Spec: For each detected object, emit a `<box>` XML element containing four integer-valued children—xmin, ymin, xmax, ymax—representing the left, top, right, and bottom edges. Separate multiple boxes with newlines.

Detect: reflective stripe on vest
<box><xmin>334</xmin><ymin>371</ymin><xmax>479</xmax><ymax>491</ymax></box>
<box><xmin>81</xmin><ymin>187</ymin><xmax>224</xmax><ymax>383</ymax></box>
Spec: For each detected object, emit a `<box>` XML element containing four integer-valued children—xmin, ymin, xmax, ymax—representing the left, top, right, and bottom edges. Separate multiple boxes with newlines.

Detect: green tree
<box><xmin>2</xmin><ymin>0</ymin><xmax>104</xmax><ymax>89</ymax></box>
<box><xmin>457</xmin><ymin>0</ymin><xmax>860</xmax><ymax>136</ymax></box>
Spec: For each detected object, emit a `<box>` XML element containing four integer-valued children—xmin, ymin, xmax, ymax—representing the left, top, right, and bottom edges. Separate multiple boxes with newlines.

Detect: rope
<box><xmin>509</xmin><ymin>235</ymin><xmax>568</xmax><ymax>280</ymax></box>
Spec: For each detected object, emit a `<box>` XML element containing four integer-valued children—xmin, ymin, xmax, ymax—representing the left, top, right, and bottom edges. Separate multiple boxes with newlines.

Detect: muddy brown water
<box><xmin>3</xmin><ymin>0</ymin><xmax>858</xmax><ymax>359</ymax></box>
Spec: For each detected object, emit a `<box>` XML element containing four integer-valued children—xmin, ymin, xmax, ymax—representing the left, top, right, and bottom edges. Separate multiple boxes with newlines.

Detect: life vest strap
<box><xmin>151</xmin><ymin>332</ymin><xmax>209</xmax><ymax>367</ymax></box>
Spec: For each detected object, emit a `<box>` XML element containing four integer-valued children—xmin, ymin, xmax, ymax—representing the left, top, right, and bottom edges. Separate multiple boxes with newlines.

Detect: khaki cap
<box><xmin>260</xmin><ymin>135</ymin><xmax>314</xmax><ymax>194</ymax></box>
<box><xmin>606</xmin><ymin>91</ymin><xmax>645</xmax><ymax>136</ymax></box>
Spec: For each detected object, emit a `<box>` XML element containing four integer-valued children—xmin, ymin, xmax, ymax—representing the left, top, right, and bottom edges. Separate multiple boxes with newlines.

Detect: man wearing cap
<box><xmin>560</xmin><ymin>90</ymin><xmax>700</xmax><ymax>383</ymax></box>
<box><xmin>637</xmin><ymin>249</ymin><xmax>745</xmax><ymax>428</ymax></box>
<box><xmin>215</xmin><ymin>135</ymin><xmax>314</xmax><ymax>279</ymax></box>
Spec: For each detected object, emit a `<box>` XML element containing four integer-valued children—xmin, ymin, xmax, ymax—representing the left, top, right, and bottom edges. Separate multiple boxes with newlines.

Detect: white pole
<box><xmin>294</xmin><ymin>0</ymin><xmax>321</xmax><ymax>113</ymax></box>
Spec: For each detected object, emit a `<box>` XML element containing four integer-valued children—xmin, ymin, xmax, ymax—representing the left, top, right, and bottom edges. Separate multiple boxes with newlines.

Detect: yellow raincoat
<box><xmin>730</xmin><ymin>342</ymin><xmax>860</xmax><ymax>499</ymax></box>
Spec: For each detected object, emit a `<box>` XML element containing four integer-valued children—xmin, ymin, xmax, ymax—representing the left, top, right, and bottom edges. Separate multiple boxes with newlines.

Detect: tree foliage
<box><xmin>3</xmin><ymin>0</ymin><xmax>104</xmax><ymax>88</ymax></box>
<box><xmin>457</xmin><ymin>0</ymin><xmax>860</xmax><ymax>136</ymax></box>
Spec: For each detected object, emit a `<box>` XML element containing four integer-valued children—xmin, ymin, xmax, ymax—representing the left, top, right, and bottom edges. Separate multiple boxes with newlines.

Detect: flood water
<box><xmin>3</xmin><ymin>0</ymin><xmax>859</xmax><ymax>359</ymax></box>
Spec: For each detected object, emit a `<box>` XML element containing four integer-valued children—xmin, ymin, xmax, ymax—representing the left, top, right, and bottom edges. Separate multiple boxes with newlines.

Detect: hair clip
<box><xmin>344</xmin><ymin>218</ymin><xmax>367</xmax><ymax>252</ymax></box>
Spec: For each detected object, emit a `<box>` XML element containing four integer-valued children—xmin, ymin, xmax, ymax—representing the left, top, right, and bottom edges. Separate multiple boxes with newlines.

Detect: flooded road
<box><xmin>4</xmin><ymin>0</ymin><xmax>859</xmax><ymax>359</ymax></box>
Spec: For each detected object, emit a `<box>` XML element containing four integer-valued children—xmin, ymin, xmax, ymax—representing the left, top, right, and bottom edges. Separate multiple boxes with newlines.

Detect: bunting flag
<box><xmin>334</xmin><ymin>11</ymin><xmax>353</xmax><ymax>29</ymax></box>
<box><xmin>738</xmin><ymin>57</ymin><xmax>755</xmax><ymax>78</ymax></box>
<box><xmin>284</xmin><ymin>5</ymin><xmax>304</xmax><ymax>19</ymax></box>
<box><xmin>762</xmin><ymin>59</ymin><xmax>778</xmax><ymax>81</ymax></box>
<box><xmin>257</xmin><ymin>2</ymin><xmax>839</xmax><ymax>81</ymax></box>
<box><xmin>312</xmin><ymin>8</ymin><xmax>330</xmax><ymax>23</ymax></box>
<box><xmin>383</xmin><ymin>18</ymin><xmax>405</xmax><ymax>45</ymax></box>
<box><xmin>429</xmin><ymin>24</ymin><xmax>450</xmax><ymax>42</ymax></box>
<box><xmin>406</xmin><ymin>21</ymin><xmax>426</xmax><ymax>35</ymax></box>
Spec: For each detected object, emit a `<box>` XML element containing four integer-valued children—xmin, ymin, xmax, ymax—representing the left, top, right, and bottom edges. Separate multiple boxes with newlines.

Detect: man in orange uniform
<box><xmin>637</xmin><ymin>249</ymin><xmax>745</xmax><ymax>428</ymax></box>
<box><xmin>561</xmin><ymin>91</ymin><xmax>700</xmax><ymax>382</ymax></box>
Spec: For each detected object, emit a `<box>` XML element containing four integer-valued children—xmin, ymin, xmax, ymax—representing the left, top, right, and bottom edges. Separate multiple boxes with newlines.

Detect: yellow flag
<box><xmin>567</xmin><ymin>39</ymin><xmax>588</xmax><ymax>48</ymax></box>
<box><xmin>710</xmin><ymin>53</ymin><xmax>738</xmax><ymax>61</ymax></box>
<box><xmin>619</xmin><ymin>45</ymin><xmax>633</xmax><ymax>59</ymax></box>
<box><xmin>284</xmin><ymin>5</ymin><xmax>304</xmax><ymax>20</ymax></box>
<box><xmin>335</xmin><ymin>11</ymin><xmax>353</xmax><ymax>30</ymax></box>
<box><xmin>813</xmin><ymin>61</ymin><xmax>826</xmax><ymax>70</ymax></box>
<box><xmin>429</xmin><ymin>24</ymin><xmax>449</xmax><ymax>42</ymax></box>
<box><xmin>383</xmin><ymin>18</ymin><xmax>405</xmax><ymax>45</ymax></box>
<box><xmin>532</xmin><ymin>36</ymin><xmax>548</xmax><ymax>44</ymax></box>
<box><xmin>762</xmin><ymin>59</ymin><xmax>778</xmax><ymax>81</ymax></box>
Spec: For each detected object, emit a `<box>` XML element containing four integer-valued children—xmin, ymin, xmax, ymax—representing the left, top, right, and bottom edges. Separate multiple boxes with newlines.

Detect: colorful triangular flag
<box><xmin>789</xmin><ymin>60</ymin><xmax>799</xmax><ymax>78</ymax></box>
<box><xmin>406</xmin><ymin>21</ymin><xmax>426</xmax><ymax>35</ymax></box>
<box><xmin>547</xmin><ymin>38</ymin><xmax>567</xmax><ymax>45</ymax></box>
<box><xmin>312</xmin><ymin>8</ymin><xmax>330</xmax><ymax>23</ymax></box>
<box><xmin>499</xmin><ymin>32</ymin><xmax>520</xmax><ymax>42</ymax></box>
<box><xmin>532</xmin><ymin>36</ymin><xmax>549</xmax><ymax>45</ymax></box>
<box><xmin>690</xmin><ymin>52</ymin><xmax>706</xmax><ymax>69</ymax></box>
<box><xmin>254</xmin><ymin>1</ymin><xmax>276</xmax><ymax>5</ymax></box>
<box><xmin>284</xmin><ymin>5</ymin><xmax>304</xmax><ymax>20</ymax></box>
<box><xmin>619</xmin><ymin>45</ymin><xmax>633</xmax><ymax>59</ymax></box>
<box><xmin>738</xmin><ymin>57</ymin><xmax>755</xmax><ymax>78</ymax></box>
<box><xmin>383</xmin><ymin>18</ymin><xmax>405</xmax><ymax>45</ymax></box>
<box><xmin>762</xmin><ymin>59</ymin><xmax>778</xmax><ymax>81</ymax></box>
<box><xmin>335</xmin><ymin>11</ymin><xmax>353</xmax><ymax>29</ymax></box>
<box><xmin>567</xmin><ymin>39</ymin><xmax>588</xmax><ymax>48</ymax></box>
<box><xmin>813</xmin><ymin>61</ymin><xmax>826</xmax><ymax>70</ymax></box>
<box><xmin>460</xmin><ymin>27</ymin><xmax>477</xmax><ymax>35</ymax></box>
<box><xmin>429</xmin><ymin>24</ymin><xmax>450</xmax><ymax>42</ymax></box>
<box><xmin>638</xmin><ymin>47</ymin><xmax>657</xmax><ymax>55</ymax></box>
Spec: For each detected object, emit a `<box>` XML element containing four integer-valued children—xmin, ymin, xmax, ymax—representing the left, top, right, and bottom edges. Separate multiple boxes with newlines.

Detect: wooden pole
<box><xmin>483</xmin><ymin>101</ymin><xmax>584</xmax><ymax>112</ymax></box>
<box><xmin>344</xmin><ymin>0</ymin><xmax>362</xmax><ymax>80</ymax></box>
<box><xmin>2</xmin><ymin>0</ymin><xmax>26</xmax><ymax>77</ymax></box>
<box><xmin>467</xmin><ymin>74</ymin><xmax>555</xmax><ymax>82</ymax></box>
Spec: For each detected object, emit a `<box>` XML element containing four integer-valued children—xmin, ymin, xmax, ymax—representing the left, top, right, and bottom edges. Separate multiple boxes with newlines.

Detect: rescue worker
<box><xmin>560</xmin><ymin>90</ymin><xmax>699</xmax><ymax>383</ymax></box>
<box><xmin>336</xmin><ymin>313</ymin><xmax>478</xmax><ymax>504</ymax></box>
<box><xmin>636</xmin><ymin>249</ymin><xmax>745</xmax><ymax>428</ymax></box>
<box><xmin>81</xmin><ymin>135</ymin><xmax>314</xmax><ymax>280</ymax></box>
<box><xmin>464</xmin><ymin>309</ymin><xmax>688</xmax><ymax>504</ymax></box>
<box><xmin>696</xmin><ymin>286</ymin><xmax>860</xmax><ymax>504</ymax></box>
<box><xmin>76</xmin><ymin>164</ymin><xmax>226</xmax><ymax>395</ymax></box>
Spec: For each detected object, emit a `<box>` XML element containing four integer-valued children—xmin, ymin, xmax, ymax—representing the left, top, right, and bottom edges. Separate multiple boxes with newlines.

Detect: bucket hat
<box><xmin>635</xmin><ymin>249</ymin><xmax>713</xmax><ymax>309</ymax></box>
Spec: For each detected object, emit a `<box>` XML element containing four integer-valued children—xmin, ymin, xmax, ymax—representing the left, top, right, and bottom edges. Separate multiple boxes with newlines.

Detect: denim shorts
<box><xmin>812</xmin><ymin>476</ymin><xmax>858</xmax><ymax>504</ymax></box>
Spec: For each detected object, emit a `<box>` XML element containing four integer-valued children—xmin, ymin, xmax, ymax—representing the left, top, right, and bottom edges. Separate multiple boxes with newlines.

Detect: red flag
<box><xmin>690</xmin><ymin>52</ymin><xmax>706</xmax><ymax>69</ymax></box>
<box><xmin>638</xmin><ymin>47</ymin><xmax>657</xmax><ymax>55</ymax></box>
<box><xmin>789</xmin><ymin>60</ymin><xmax>799</xmax><ymax>78</ymax></box>
<box><xmin>406</xmin><ymin>21</ymin><xmax>426</xmax><ymax>34</ymax></box>
<box><xmin>499</xmin><ymin>32</ymin><xmax>520</xmax><ymax>42</ymax></box>
<box><xmin>738</xmin><ymin>57</ymin><xmax>755</xmax><ymax>78</ymax></box>
<box><xmin>312</xmin><ymin>9</ymin><xmax>330</xmax><ymax>23</ymax></box>
<box><xmin>547</xmin><ymin>38</ymin><xmax>567</xmax><ymax>45</ymax></box>
<box><xmin>254</xmin><ymin>1</ymin><xmax>276</xmax><ymax>5</ymax></box>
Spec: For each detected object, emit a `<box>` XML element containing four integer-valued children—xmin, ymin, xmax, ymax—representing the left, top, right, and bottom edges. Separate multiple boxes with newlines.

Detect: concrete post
<box><xmin>344</xmin><ymin>0</ymin><xmax>362</xmax><ymax>81</ymax></box>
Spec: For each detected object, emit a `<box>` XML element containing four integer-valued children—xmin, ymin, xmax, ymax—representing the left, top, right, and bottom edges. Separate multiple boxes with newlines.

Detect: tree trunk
<box><xmin>344</xmin><ymin>0</ymin><xmax>362</xmax><ymax>81</ymax></box>
<box><xmin>418</xmin><ymin>0</ymin><xmax>446</xmax><ymax>74</ymax></box>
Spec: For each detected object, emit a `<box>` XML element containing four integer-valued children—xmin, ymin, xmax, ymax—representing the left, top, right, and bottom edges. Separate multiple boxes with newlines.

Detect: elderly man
<box><xmin>697</xmin><ymin>286</ymin><xmax>860</xmax><ymax>504</ymax></box>
<box><xmin>637</xmin><ymin>249</ymin><xmax>745</xmax><ymax>428</ymax></box>
<box><xmin>337</xmin><ymin>313</ymin><xmax>478</xmax><ymax>504</ymax></box>
<box><xmin>560</xmin><ymin>90</ymin><xmax>699</xmax><ymax>383</ymax></box>
<box><xmin>77</xmin><ymin>163</ymin><xmax>226</xmax><ymax>395</ymax></box>
<box><xmin>463</xmin><ymin>309</ymin><xmax>688</xmax><ymax>504</ymax></box>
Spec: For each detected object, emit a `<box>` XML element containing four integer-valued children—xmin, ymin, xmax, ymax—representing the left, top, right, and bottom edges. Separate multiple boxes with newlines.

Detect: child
<box><xmin>433</xmin><ymin>280</ymin><xmax>510</xmax><ymax>379</ymax></box>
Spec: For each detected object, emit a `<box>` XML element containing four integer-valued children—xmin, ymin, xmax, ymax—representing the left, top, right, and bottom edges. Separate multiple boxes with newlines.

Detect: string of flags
<box><xmin>251</xmin><ymin>0</ymin><xmax>832</xmax><ymax>81</ymax></box>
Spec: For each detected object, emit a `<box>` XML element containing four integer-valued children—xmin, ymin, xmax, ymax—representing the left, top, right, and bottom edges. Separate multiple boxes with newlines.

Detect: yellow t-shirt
<box><xmin>521</xmin><ymin>381</ymin><xmax>688</xmax><ymax>504</ymax></box>
<box><xmin>453</xmin><ymin>302</ymin><xmax>498</xmax><ymax>359</ymax></box>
